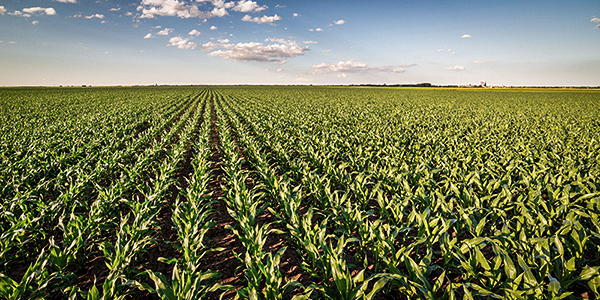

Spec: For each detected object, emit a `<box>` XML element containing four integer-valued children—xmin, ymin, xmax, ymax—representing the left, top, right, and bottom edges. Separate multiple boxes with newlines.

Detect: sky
<box><xmin>0</xmin><ymin>0</ymin><xmax>599</xmax><ymax>86</ymax></box>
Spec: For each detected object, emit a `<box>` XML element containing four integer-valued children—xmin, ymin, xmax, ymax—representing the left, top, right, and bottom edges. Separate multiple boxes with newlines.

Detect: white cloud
<box><xmin>8</xmin><ymin>41</ymin><xmax>17</xmax><ymax>44</ymax></box>
<box><xmin>218</xmin><ymin>38</ymin><xmax>230</xmax><ymax>43</ymax></box>
<box><xmin>125</xmin><ymin>12</ymin><xmax>133</xmax><ymax>16</ymax></box>
<box><xmin>22</xmin><ymin>7</ymin><xmax>57</xmax><ymax>16</ymax></box>
<box><xmin>266</xmin><ymin>38</ymin><xmax>287</xmax><ymax>43</ymax></box>
<box><xmin>210</xmin><ymin>6</ymin><xmax>229</xmax><ymax>17</ymax></box>
<box><xmin>334</xmin><ymin>20</ymin><xmax>345</xmax><ymax>25</ymax></box>
<box><xmin>293</xmin><ymin>13</ymin><xmax>298</xmax><ymax>17</ymax></box>
<box><xmin>55</xmin><ymin>0</ymin><xmax>77</xmax><ymax>3</ymax></box>
<box><xmin>311</xmin><ymin>60</ymin><xmax>412</xmax><ymax>75</ymax></box>
<box><xmin>308</xmin><ymin>29</ymin><xmax>314</xmax><ymax>32</ymax></box>
<box><xmin>144</xmin><ymin>33</ymin><xmax>153</xmax><ymax>38</ymax></box>
<box><xmin>461</xmin><ymin>34</ymin><xmax>471</xmax><ymax>38</ymax></box>
<box><xmin>137</xmin><ymin>0</ymin><xmax>216</xmax><ymax>19</ymax></box>
<box><xmin>189</xmin><ymin>29</ymin><xmax>201</xmax><ymax>36</ymax></box>
<box><xmin>446</xmin><ymin>66</ymin><xmax>465</xmax><ymax>71</ymax></box>
<box><xmin>201</xmin><ymin>41</ymin><xmax>222</xmax><ymax>51</ymax></box>
<box><xmin>241</xmin><ymin>14</ymin><xmax>282</xmax><ymax>24</ymax></box>
<box><xmin>591</xmin><ymin>17</ymin><xmax>600</xmax><ymax>23</ymax></box>
<box><xmin>210</xmin><ymin>25</ymin><xmax>217</xmax><ymax>30</ymax></box>
<box><xmin>474</xmin><ymin>60</ymin><xmax>484</xmax><ymax>64</ymax></box>
<box><xmin>32</xmin><ymin>20</ymin><xmax>39</xmax><ymax>25</ymax></box>
<box><xmin>156</xmin><ymin>28</ymin><xmax>174</xmax><ymax>35</ymax></box>
<box><xmin>232</xmin><ymin>0</ymin><xmax>267</xmax><ymax>13</ymax></box>
<box><xmin>212</xmin><ymin>0</ymin><xmax>235</xmax><ymax>9</ymax></box>
<box><xmin>85</xmin><ymin>14</ymin><xmax>105</xmax><ymax>19</ymax></box>
<box><xmin>322</xmin><ymin>49</ymin><xmax>331</xmax><ymax>53</ymax></box>
<box><xmin>110</xmin><ymin>7</ymin><xmax>121</xmax><ymax>11</ymax></box>
<box><xmin>437</xmin><ymin>49</ymin><xmax>444</xmax><ymax>52</ymax></box>
<box><xmin>0</xmin><ymin>6</ymin><xmax>6</xmax><ymax>15</ymax></box>
<box><xmin>315</xmin><ymin>28</ymin><xmax>323</xmax><ymax>32</ymax></box>
<box><xmin>303</xmin><ymin>41</ymin><xmax>318</xmax><ymax>44</ymax></box>
<box><xmin>168</xmin><ymin>36</ymin><xmax>197</xmax><ymax>49</ymax></box>
<box><xmin>203</xmin><ymin>39</ymin><xmax>310</xmax><ymax>63</ymax></box>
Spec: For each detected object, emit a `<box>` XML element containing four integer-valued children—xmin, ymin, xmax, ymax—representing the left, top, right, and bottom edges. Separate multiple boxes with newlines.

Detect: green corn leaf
<box><xmin>0</xmin><ymin>274</ymin><xmax>17</xmax><ymax>299</ymax></box>
<box><xmin>474</xmin><ymin>247</ymin><xmax>491</xmax><ymax>271</ymax></box>
<box><xmin>548</xmin><ymin>274</ymin><xmax>560</xmax><ymax>294</ymax></box>
<box><xmin>146</xmin><ymin>271</ymin><xmax>176</xmax><ymax>300</ymax></box>
<box><xmin>86</xmin><ymin>285</ymin><xmax>100</xmax><ymax>300</ymax></box>
<box><xmin>579</xmin><ymin>266</ymin><xmax>600</xmax><ymax>280</ymax></box>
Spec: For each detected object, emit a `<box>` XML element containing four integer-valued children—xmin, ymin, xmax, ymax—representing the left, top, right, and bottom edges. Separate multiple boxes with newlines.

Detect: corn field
<box><xmin>0</xmin><ymin>86</ymin><xmax>599</xmax><ymax>300</ymax></box>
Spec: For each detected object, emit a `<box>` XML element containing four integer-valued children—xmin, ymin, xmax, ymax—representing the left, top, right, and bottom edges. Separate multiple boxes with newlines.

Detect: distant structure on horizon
<box><xmin>481</xmin><ymin>81</ymin><xmax>486</xmax><ymax>87</ymax></box>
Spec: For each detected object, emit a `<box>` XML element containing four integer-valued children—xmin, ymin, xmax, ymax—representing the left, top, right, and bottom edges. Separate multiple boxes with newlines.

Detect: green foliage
<box><xmin>1</xmin><ymin>86</ymin><xmax>599</xmax><ymax>299</ymax></box>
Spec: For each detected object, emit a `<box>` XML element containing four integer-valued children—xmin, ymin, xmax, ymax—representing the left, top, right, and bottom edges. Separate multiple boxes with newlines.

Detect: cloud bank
<box><xmin>202</xmin><ymin>39</ymin><xmax>309</xmax><ymax>63</ymax></box>
<box><xmin>311</xmin><ymin>60</ymin><xmax>414</xmax><ymax>75</ymax></box>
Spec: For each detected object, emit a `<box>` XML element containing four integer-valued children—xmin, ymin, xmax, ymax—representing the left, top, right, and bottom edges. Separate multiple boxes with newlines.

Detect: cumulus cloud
<box><xmin>241</xmin><ymin>14</ymin><xmax>282</xmax><ymax>24</ymax></box>
<box><xmin>210</xmin><ymin>25</ymin><xmax>217</xmax><ymax>30</ymax></box>
<box><xmin>446</xmin><ymin>66</ymin><xmax>465</xmax><ymax>71</ymax></box>
<box><xmin>311</xmin><ymin>60</ymin><xmax>412</xmax><ymax>75</ymax></box>
<box><xmin>168</xmin><ymin>36</ymin><xmax>197</xmax><ymax>49</ymax></box>
<box><xmin>232</xmin><ymin>0</ymin><xmax>267</xmax><ymax>13</ymax></box>
<box><xmin>0</xmin><ymin>6</ymin><xmax>7</xmax><ymax>15</ymax></box>
<box><xmin>210</xmin><ymin>6</ymin><xmax>228</xmax><ymax>17</ymax></box>
<box><xmin>592</xmin><ymin>17</ymin><xmax>600</xmax><ymax>28</ymax></box>
<box><xmin>22</xmin><ymin>7</ymin><xmax>57</xmax><ymax>15</ymax></box>
<box><xmin>202</xmin><ymin>39</ymin><xmax>309</xmax><ymax>63</ymax></box>
<box><xmin>201</xmin><ymin>41</ymin><xmax>222</xmax><ymax>51</ymax></box>
<box><xmin>137</xmin><ymin>0</ymin><xmax>216</xmax><ymax>19</ymax></box>
<box><xmin>315</xmin><ymin>28</ymin><xmax>323</xmax><ymax>32</ymax></box>
<box><xmin>55</xmin><ymin>0</ymin><xmax>77</xmax><ymax>3</ymax></box>
<box><xmin>156</xmin><ymin>28</ymin><xmax>174</xmax><ymax>35</ymax></box>
<box><xmin>85</xmin><ymin>14</ymin><xmax>105</xmax><ymax>19</ymax></box>
<box><xmin>293</xmin><ymin>13</ymin><xmax>298</xmax><ymax>17</ymax></box>
<box><xmin>144</xmin><ymin>33</ymin><xmax>153</xmax><ymax>38</ymax></box>
<box><xmin>303</xmin><ymin>41</ymin><xmax>318</xmax><ymax>44</ymax></box>
<box><xmin>189</xmin><ymin>29</ymin><xmax>201</xmax><ymax>36</ymax></box>
<box><xmin>32</xmin><ymin>20</ymin><xmax>39</xmax><ymax>25</ymax></box>
<box><xmin>334</xmin><ymin>20</ymin><xmax>345</xmax><ymax>25</ymax></box>
<box><xmin>461</xmin><ymin>34</ymin><xmax>471</xmax><ymax>38</ymax></box>
<box><xmin>474</xmin><ymin>60</ymin><xmax>484</xmax><ymax>64</ymax></box>
<box><xmin>110</xmin><ymin>7</ymin><xmax>121</xmax><ymax>11</ymax></box>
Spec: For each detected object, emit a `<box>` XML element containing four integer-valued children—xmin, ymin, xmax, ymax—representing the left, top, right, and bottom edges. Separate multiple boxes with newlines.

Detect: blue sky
<box><xmin>1</xmin><ymin>0</ymin><xmax>599</xmax><ymax>86</ymax></box>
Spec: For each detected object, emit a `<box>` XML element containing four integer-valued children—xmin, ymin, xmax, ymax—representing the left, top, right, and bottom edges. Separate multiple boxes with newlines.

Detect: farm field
<box><xmin>1</xmin><ymin>85</ymin><xmax>600</xmax><ymax>299</ymax></box>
